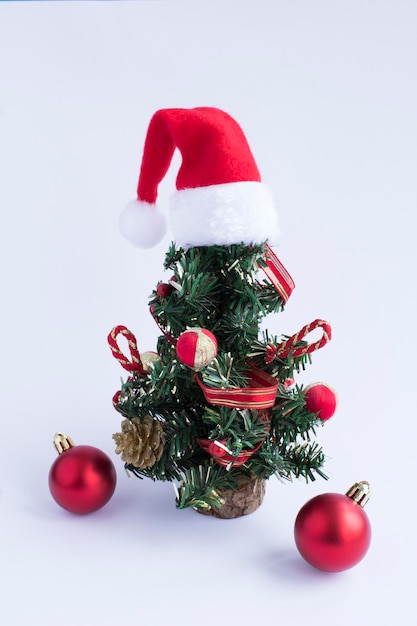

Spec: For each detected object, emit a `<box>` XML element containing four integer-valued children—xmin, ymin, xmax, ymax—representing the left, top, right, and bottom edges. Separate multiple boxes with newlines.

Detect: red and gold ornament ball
<box><xmin>294</xmin><ymin>482</ymin><xmax>372</xmax><ymax>572</ymax></box>
<box><xmin>176</xmin><ymin>327</ymin><xmax>218</xmax><ymax>371</ymax></box>
<box><xmin>49</xmin><ymin>434</ymin><xmax>117</xmax><ymax>514</ymax></box>
<box><xmin>303</xmin><ymin>382</ymin><xmax>337</xmax><ymax>421</ymax></box>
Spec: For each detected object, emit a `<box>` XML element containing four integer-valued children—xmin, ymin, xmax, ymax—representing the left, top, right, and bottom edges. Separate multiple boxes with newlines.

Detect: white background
<box><xmin>1</xmin><ymin>1</ymin><xmax>416</xmax><ymax>624</ymax></box>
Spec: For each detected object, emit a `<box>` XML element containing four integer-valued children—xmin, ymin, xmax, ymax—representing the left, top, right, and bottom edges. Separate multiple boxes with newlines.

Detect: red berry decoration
<box><xmin>284</xmin><ymin>378</ymin><xmax>295</xmax><ymax>388</ymax></box>
<box><xmin>49</xmin><ymin>433</ymin><xmax>117</xmax><ymax>514</ymax></box>
<box><xmin>156</xmin><ymin>282</ymin><xmax>174</xmax><ymax>298</ymax></box>
<box><xmin>303</xmin><ymin>382</ymin><xmax>337</xmax><ymax>421</ymax></box>
<box><xmin>294</xmin><ymin>481</ymin><xmax>372</xmax><ymax>572</ymax></box>
<box><xmin>176</xmin><ymin>327</ymin><xmax>218</xmax><ymax>370</ymax></box>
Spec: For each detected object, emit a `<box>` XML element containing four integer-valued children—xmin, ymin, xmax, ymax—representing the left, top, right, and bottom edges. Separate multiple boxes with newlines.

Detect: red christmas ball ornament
<box><xmin>156</xmin><ymin>282</ymin><xmax>174</xmax><ymax>298</ymax></box>
<box><xmin>176</xmin><ymin>327</ymin><xmax>218</xmax><ymax>370</ymax></box>
<box><xmin>294</xmin><ymin>481</ymin><xmax>372</xmax><ymax>572</ymax></box>
<box><xmin>49</xmin><ymin>433</ymin><xmax>117</xmax><ymax>514</ymax></box>
<box><xmin>303</xmin><ymin>382</ymin><xmax>337</xmax><ymax>421</ymax></box>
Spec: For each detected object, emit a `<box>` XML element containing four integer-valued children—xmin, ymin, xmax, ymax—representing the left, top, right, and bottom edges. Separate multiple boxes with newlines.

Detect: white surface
<box><xmin>1</xmin><ymin>1</ymin><xmax>416</xmax><ymax>624</ymax></box>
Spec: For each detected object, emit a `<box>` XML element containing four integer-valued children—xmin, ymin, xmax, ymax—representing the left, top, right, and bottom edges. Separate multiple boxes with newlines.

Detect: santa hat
<box><xmin>119</xmin><ymin>107</ymin><xmax>279</xmax><ymax>248</ymax></box>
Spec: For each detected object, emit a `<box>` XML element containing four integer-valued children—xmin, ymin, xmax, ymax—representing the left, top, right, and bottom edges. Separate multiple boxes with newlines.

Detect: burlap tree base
<box><xmin>197</xmin><ymin>478</ymin><xmax>266</xmax><ymax>519</ymax></box>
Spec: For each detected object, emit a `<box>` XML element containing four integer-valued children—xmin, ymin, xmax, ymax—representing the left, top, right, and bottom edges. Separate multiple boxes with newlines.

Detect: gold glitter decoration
<box><xmin>113</xmin><ymin>416</ymin><xmax>165</xmax><ymax>469</ymax></box>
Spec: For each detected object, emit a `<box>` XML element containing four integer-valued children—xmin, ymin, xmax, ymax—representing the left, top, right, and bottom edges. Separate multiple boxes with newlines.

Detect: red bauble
<box><xmin>156</xmin><ymin>282</ymin><xmax>174</xmax><ymax>298</ymax></box>
<box><xmin>303</xmin><ymin>382</ymin><xmax>337</xmax><ymax>421</ymax></box>
<box><xmin>294</xmin><ymin>482</ymin><xmax>371</xmax><ymax>572</ymax></box>
<box><xmin>49</xmin><ymin>434</ymin><xmax>117</xmax><ymax>514</ymax></box>
<box><xmin>176</xmin><ymin>327</ymin><xmax>218</xmax><ymax>370</ymax></box>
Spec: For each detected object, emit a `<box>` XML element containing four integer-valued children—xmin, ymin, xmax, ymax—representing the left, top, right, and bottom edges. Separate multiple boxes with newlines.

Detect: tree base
<box><xmin>196</xmin><ymin>478</ymin><xmax>266</xmax><ymax>519</ymax></box>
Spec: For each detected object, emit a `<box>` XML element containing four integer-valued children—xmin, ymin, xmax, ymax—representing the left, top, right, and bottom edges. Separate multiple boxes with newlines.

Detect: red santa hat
<box><xmin>119</xmin><ymin>107</ymin><xmax>279</xmax><ymax>248</ymax></box>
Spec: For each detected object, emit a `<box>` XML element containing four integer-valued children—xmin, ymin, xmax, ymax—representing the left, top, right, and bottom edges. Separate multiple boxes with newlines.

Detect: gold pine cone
<box><xmin>113</xmin><ymin>416</ymin><xmax>165</xmax><ymax>469</ymax></box>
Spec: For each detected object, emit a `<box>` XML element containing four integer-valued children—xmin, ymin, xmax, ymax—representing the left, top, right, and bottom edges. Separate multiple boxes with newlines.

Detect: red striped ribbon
<box><xmin>196</xmin><ymin>410</ymin><xmax>270</xmax><ymax>467</ymax></box>
<box><xmin>149</xmin><ymin>306</ymin><xmax>177</xmax><ymax>346</ymax></box>
<box><xmin>263</xmin><ymin>244</ymin><xmax>295</xmax><ymax>303</ymax></box>
<box><xmin>196</xmin><ymin>438</ymin><xmax>264</xmax><ymax>467</ymax></box>
<box><xmin>196</xmin><ymin>364</ymin><xmax>278</xmax><ymax>410</ymax></box>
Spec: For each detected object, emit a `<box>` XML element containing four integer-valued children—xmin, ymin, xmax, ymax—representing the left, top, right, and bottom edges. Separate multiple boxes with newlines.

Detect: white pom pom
<box><xmin>119</xmin><ymin>200</ymin><xmax>167</xmax><ymax>248</ymax></box>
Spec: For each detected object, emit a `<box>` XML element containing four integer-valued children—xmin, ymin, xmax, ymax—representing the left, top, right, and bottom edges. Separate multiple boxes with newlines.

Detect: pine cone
<box><xmin>113</xmin><ymin>416</ymin><xmax>165</xmax><ymax>469</ymax></box>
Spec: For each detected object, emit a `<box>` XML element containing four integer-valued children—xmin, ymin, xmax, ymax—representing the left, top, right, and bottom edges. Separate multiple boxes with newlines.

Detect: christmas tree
<box><xmin>108</xmin><ymin>108</ymin><xmax>336</xmax><ymax>518</ymax></box>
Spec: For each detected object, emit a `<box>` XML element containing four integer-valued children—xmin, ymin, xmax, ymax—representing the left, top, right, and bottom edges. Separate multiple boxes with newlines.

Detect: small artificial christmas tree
<box><xmin>108</xmin><ymin>107</ymin><xmax>336</xmax><ymax>518</ymax></box>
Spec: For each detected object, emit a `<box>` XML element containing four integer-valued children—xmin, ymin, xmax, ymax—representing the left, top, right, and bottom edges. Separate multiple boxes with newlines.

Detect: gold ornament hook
<box><xmin>53</xmin><ymin>433</ymin><xmax>75</xmax><ymax>455</ymax></box>
<box><xmin>346</xmin><ymin>481</ymin><xmax>371</xmax><ymax>507</ymax></box>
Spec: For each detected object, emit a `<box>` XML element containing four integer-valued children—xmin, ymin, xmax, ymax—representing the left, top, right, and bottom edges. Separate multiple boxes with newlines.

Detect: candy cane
<box><xmin>107</xmin><ymin>325</ymin><xmax>146</xmax><ymax>374</ymax></box>
<box><xmin>112</xmin><ymin>390</ymin><xmax>121</xmax><ymax>409</ymax></box>
<box><xmin>276</xmin><ymin>319</ymin><xmax>332</xmax><ymax>359</ymax></box>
